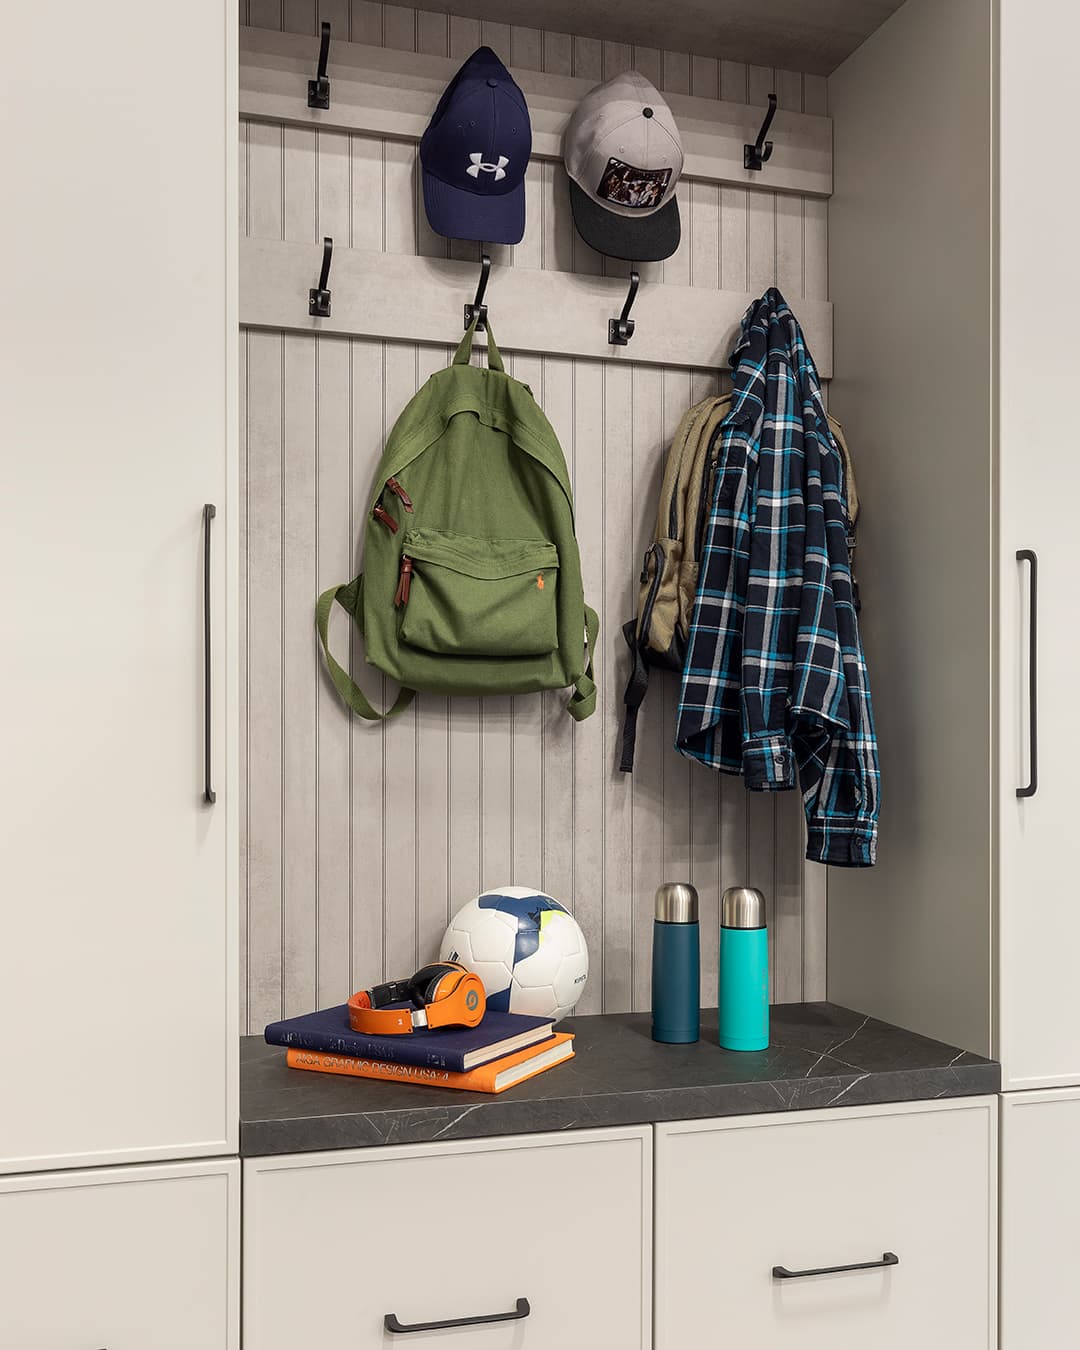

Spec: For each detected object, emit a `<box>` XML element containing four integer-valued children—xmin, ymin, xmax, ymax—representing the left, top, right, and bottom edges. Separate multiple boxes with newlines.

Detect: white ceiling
<box><xmin>415</xmin><ymin>0</ymin><xmax>908</xmax><ymax>78</ymax></box>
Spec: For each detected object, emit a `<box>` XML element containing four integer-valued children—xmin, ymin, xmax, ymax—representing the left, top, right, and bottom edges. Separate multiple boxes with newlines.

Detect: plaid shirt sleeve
<box><xmin>675</xmin><ymin>291</ymin><xmax>880</xmax><ymax>867</ymax></box>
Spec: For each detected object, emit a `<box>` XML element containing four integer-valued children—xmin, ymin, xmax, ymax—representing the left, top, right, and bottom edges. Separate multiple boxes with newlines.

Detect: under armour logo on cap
<box><xmin>466</xmin><ymin>153</ymin><xmax>510</xmax><ymax>180</ymax></box>
<box><xmin>419</xmin><ymin>46</ymin><xmax>531</xmax><ymax>244</ymax></box>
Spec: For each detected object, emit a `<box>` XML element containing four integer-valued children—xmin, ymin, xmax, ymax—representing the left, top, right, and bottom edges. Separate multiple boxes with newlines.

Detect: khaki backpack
<box><xmin>619</xmin><ymin>395</ymin><xmax>859</xmax><ymax>771</ymax></box>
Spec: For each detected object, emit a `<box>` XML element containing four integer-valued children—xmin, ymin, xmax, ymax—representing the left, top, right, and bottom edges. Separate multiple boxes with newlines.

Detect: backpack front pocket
<box><xmin>395</xmin><ymin>528</ymin><xmax>560</xmax><ymax>658</ymax></box>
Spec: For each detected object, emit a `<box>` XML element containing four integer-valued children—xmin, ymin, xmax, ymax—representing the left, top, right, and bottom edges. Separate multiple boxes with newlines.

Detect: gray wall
<box><xmin>826</xmin><ymin>0</ymin><xmax>994</xmax><ymax>1054</ymax></box>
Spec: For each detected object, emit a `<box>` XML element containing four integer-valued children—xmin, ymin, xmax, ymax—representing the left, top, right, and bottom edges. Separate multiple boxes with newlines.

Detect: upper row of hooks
<box><xmin>304</xmin><ymin>22</ymin><xmax>780</xmax><ymax>175</ymax></box>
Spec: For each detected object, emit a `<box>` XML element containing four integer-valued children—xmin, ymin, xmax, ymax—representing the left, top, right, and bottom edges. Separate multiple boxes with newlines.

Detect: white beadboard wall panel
<box><xmin>240</xmin><ymin>1</ymin><xmax>829</xmax><ymax>1029</ymax></box>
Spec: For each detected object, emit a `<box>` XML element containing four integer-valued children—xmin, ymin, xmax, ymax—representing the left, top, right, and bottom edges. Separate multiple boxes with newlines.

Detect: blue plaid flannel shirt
<box><xmin>675</xmin><ymin>289</ymin><xmax>880</xmax><ymax>867</ymax></box>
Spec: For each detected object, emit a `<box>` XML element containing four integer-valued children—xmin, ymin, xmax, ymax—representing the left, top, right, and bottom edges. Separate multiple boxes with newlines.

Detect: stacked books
<box><xmin>264</xmin><ymin>1004</ymin><xmax>574</xmax><ymax>1094</ymax></box>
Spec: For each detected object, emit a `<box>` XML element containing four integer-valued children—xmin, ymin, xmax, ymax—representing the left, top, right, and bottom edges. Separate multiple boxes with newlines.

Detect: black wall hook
<box><xmin>464</xmin><ymin>252</ymin><xmax>491</xmax><ymax>331</ymax></box>
<box><xmin>744</xmin><ymin>93</ymin><xmax>777</xmax><ymax>171</ymax></box>
<box><xmin>308</xmin><ymin>21</ymin><xmax>331</xmax><ymax>109</ymax></box>
<box><xmin>609</xmin><ymin>270</ymin><xmax>640</xmax><ymax>346</ymax></box>
<box><xmin>309</xmin><ymin>237</ymin><xmax>332</xmax><ymax>317</ymax></box>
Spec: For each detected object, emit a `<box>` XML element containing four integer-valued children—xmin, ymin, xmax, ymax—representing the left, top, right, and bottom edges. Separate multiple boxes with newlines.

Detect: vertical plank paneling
<box><xmin>245</xmin><ymin>330</ymin><xmax>285</xmax><ymax>1027</ymax></box>
<box><xmin>247</xmin><ymin>122</ymin><xmax>284</xmax><ymax>241</ymax></box>
<box><xmin>284</xmin><ymin>127</ymin><xmax>316</xmax><ymax>242</ymax></box>
<box><xmin>775</xmin><ymin>70</ymin><xmax>805</xmax><ymax>297</ymax></box>
<box><xmin>381</xmin><ymin>344</ymin><xmax>420</xmax><ymax>975</ymax></box>
<box><xmin>317</xmin><ymin>129</ymin><xmax>352</xmax><ymax>243</ymax></box>
<box><xmin>348</xmin><ymin>337</ymin><xmax>387</xmax><ymax>994</ymax></box>
<box><xmin>282</xmin><ymin>333</ymin><xmax>318</xmax><ymax>1016</ymax></box>
<box><xmin>602</xmin><ymin>361</ymin><xmax>634</xmax><ymax>1011</ymax></box>
<box><xmin>240</xmin><ymin>3</ymin><xmax>830</xmax><ymax>1018</ymax></box>
<box><xmin>629</xmin><ymin>363</ymin><xmax>665</xmax><ymax>1011</ymax></box>
<box><xmin>539</xmin><ymin>355</ymin><xmax>576</xmax><ymax>911</ymax></box>
<box><xmin>414</xmin><ymin>343</ymin><xmax>453</xmax><ymax>956</ymax></box>
<box><xmin>350</xmin><ymin>0</ymin><xmax>383</xmax><ymax>44</ymax></box>
<box><xmin>415</xmin><ymin>13</ymin><xmax>450</xmax><ymax>260</ymax></box>
<box><xmin>351</xmin><ymin>134</ymin><xmax>384</xmax><ymax>251</ymax></box>
<box><xmin>315</xmin><ymin>334</ymin><xmax>354</xmax><ymax>1008</ymax></box>
<box><xmin>660</xmin><ymin>369</ymin><xmax>692</xmax><ymax>892</ymax></box>
<box><xmin>570</xmin><ymin>357</ymin><xmax>606</xmax><ymax>1013</ymax></box>
<box><xmin>508</xmin><ymin>353</ymin><xmax>545</xmax><ymax>888</ymax></box>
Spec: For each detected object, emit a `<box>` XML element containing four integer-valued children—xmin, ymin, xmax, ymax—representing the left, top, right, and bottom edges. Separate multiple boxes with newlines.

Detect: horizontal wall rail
<box><xmin>239</xmin><ymin>239</ymin><xmax>834</xmax><ymax>375</ymax></box>
<box><xmin>240</xmin><ymin>26</ymin><xmax>833</xmax><ymax>198</ymax></box>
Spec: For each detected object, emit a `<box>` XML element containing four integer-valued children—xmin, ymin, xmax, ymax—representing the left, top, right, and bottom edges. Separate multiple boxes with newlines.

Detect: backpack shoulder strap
<box><xmin>315</xmin><ymin>576</ymin><xmax>415</xmax><ymax>721</ymax></box>
<box><xmin>566</xmin><ymin>604</ymin><xmax>600</xmax><ymax>722</ymax></box>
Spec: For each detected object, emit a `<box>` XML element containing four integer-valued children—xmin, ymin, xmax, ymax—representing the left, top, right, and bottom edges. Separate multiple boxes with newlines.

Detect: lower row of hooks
<box><xmin>308</xmin><ymin>239</ymin><xmax>641</xmax><ymax>346</ymax></box>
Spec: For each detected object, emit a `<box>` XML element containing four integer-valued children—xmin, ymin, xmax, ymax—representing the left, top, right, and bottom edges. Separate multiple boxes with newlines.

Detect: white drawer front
<box><xmin>0</xmin><ymin>1160</ymin><xmax>239</xmax><ymax>1350</ymax></box>
<box><xmin>656</xmin><ymin>1099</ymin><xmax>995</xmax><ymax>1350</ymax></box>
<box><xmin>244</xmin><ymin>1126</ymin><xmax>651</xmax><ymax>1350</ymax></box>
<box><xmin>1001</xmin><ymin>1088</ymin><xmax>1080</xmax><ymax>1348</ymax></box>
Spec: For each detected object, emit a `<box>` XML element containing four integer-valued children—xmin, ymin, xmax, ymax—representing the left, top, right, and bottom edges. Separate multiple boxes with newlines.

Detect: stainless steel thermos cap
<box><xmin>721</xmin><ymin>886</ymin><xmax>766</xmax><ymax>930</ymax></box>
<box><xmin>655</xmin><ymin>882</ymin><xmax>699</xmax><ymax>923</ymax></box>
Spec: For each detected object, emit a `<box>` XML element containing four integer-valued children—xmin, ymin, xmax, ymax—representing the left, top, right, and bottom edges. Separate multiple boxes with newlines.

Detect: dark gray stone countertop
<box><xmin>240</xmin><ymin>1001</ymin><xmax>999</xmax><ymax>1156</ymax></box>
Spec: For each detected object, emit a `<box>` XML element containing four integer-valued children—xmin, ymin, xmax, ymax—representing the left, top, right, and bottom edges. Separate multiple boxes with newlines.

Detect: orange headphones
<box><xmin>347</xmin><ymin>961</ymin><xmax>486</xmax><ymax>1035</ymax></box>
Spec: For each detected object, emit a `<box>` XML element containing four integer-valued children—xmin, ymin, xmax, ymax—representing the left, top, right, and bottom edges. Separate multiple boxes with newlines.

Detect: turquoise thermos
<box><xmin>651</xmin><ymin>883</ymin><xmax>700</xmax><ymax>1043</ymax></box>
<box><xmin>718</xmin><ymin>886</ymin><xmax>769</xmax><ymax>1051</ymax></box>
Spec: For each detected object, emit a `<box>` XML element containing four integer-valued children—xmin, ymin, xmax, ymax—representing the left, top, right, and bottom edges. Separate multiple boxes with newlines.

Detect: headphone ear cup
<box><xmin>409</xmin><ymin>961</ymin><xmax>462</xmax><ymax>1006</ymax></box>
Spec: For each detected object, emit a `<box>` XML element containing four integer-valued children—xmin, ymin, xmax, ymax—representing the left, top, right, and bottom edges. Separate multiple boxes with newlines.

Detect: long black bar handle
<box><xmin>773</xmin><ymin>1251</ymin><xmax>898</xmax><ymax>1280</ymax></box>
<box><xmin>1017</xmin><ymin>548</ymin><xmax>1038</xmax><ymax>799</ymax></box>
<box><xmin>384</xmin><ymin>1297</ymin><xmax>530</xmax><ymax>1335</ymax></box>
<box><xmin>203</xmin><ymin>504</ymin><xmax>217</xmax><ymax>805</ymax></box>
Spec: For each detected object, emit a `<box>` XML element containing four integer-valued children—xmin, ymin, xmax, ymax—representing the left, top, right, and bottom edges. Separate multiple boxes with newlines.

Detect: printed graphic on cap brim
<box><xmin>423</xmin><ymin>168</ymin><xmax>526</xmax><ymax>245</ymax></box>
<box><xmin>569</xmin><ymin>179</ymin><xmax>680</xmax><ymax>262</ymax></box>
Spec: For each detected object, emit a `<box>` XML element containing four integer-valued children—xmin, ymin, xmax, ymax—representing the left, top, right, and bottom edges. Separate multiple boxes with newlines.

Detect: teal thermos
<box><xmin>651</xmin><ymin>883</ymin><xmax>700</xmax><ymax>1043</ymax></box>
<box><xmin>718</xmin><ymin>886</ymin><xmax>769</xmax><ymax>1051</ymax></box>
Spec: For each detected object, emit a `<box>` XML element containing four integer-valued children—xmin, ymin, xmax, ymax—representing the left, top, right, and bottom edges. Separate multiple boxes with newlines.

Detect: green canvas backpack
<box><xmin>316</xmin><ymin>320</ymin><xmax>599</xmax><ymax>721</ymax></box>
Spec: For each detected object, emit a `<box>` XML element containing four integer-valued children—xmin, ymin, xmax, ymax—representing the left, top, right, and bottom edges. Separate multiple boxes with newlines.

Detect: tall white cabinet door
<box><xmin>0</xmin><ymin>0</ymin><xmax>237</xmax><ymax>1169</ymax></box>
<box><xmin>1000</xmin><ymin>1090</ymin><xmax>1080</xmax><ymax>1347</ymax></box>
<box><xmin>0</xmin><ymin>1160</ymin><xmax>239</xmax><ymax>1350</ymax></box>
<box><xmin>998</xmin><ymin>2</ymin><xmax>1080</xmax><ymax>1089</ymax></box>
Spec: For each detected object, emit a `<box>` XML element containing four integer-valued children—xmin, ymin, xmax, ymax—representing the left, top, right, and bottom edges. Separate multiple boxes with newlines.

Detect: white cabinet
<box><xmin>996</xmin><ymin>0</ymin><xmax>1080</xmax><ymax>1091</ymax></box>
<box><xmin>0</xmin><ymin>1159</ymin><xmax>239</xmax><ymax>1350</ymax></box>
<box><xmin>0</xmin><ymin>0</ymin><xmax>237</xmax><ymax>1170</ymax></box>
<box><xmin>244</xmin><ymin>1126</ymin><xmax>652</xmax><ymax>1350</ymax></box>
<box><xmin>1000</xmin><ymin>1089</ymin><xmax>1080</xmax><ymax>1348</ymax></box>
<box><xmin>655</xmin><ymin>1099</ymin><xmax>997</xmax><ymax>1350</ymax></box>
<box><xmin>824</xmin><ymin>0</ymin><xmax>1080</xmax><ymax>1091</ymax></box>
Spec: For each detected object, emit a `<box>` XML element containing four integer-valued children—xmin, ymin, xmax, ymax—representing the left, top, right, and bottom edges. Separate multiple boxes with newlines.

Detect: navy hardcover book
<box><xmin>264</xmin><ymin>1004</ymin><xmax>555</xmax><ymax>1073</ymax></box>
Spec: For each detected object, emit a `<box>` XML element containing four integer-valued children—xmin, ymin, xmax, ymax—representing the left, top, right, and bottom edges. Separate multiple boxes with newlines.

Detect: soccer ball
<box><xmin>439</xmin><ymin>886</ymin><xmax>589</xmax><ymax>1022</ymax></box>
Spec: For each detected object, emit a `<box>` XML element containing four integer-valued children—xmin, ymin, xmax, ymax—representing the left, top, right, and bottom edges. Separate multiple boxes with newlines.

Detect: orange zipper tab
<box><xmin>386</xmin><ymin>477</ymin><xmax>414</xmax><ymax>512</ymax></box>
<box><xmin>372</xmin><ymin>504</ymin><xmax>399</xmax><ymax>533</ymax></box>
<box><xmin>393</xmin><ymin>556</ymin><xmax>413</xmax><ymax>608</ymax></box>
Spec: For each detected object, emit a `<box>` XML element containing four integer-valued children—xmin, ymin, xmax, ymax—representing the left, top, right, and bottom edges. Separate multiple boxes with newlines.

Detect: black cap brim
<box><xmin>568</xmin><ymin>179</ymin><xmax>681</xmax><ymax>262</ymax></box>
<box><xmin>423</xmin><ymin>169</ymin><xmax>525</xmax><ymax>245</ymax></box>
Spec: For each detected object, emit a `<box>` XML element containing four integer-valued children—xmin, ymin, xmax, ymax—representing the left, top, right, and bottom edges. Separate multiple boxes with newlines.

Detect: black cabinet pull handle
<box><xmin>1016</xmin><ymin>548</ymin><xmax>1038</xmax><ymax>798</ymax></box>
<box><xmin>384</xmin><ymin>1297</ymin><xmax>530</xmax><ymax>1334</ymax></box>
<box><xmin>203</xmin><ymin>504</ymin><xmax>217</xmax><ymax>805</ymax></box>
<box><xmin>773</xmin><ymin>1251</ymin><xmax>898</xmax><ymax>1280</ymax></box>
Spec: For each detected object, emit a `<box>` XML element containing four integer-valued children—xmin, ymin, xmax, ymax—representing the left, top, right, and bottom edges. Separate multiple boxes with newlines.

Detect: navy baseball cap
<box><xmin>420</xmin><ymin>47</ymin><xmax>531</xmax><ymax>245</ymax></box>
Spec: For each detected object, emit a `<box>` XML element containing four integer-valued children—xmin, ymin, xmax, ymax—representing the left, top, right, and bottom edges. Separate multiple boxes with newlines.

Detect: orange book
<box><xmin>286</xmin><ymin>1033</ymin><xmax>574</xmax><ymax>1094</ymax></box>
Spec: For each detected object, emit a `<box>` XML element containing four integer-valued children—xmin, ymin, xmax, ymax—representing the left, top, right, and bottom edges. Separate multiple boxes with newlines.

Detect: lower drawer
<box><xmin>244</xmin><ymin>1125</ymin><xmax>652</xmax><ymax>1350</ymax></box>
<box><xmin>655</xmin><ymin>1098</ymin><xmax>996</xmax><ymax>1350</ymax></box>
<box><xmin>0</xmin><ymin>1159</ymin><xmax>239</xmax><ymax>1350</ymax></box>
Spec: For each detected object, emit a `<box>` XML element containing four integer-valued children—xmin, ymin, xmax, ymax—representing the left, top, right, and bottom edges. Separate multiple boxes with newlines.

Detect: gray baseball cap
<box><xmin>563</xmin><ymin>70</ymin><xmax>683</xmax><ymax>262</ymax></box>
